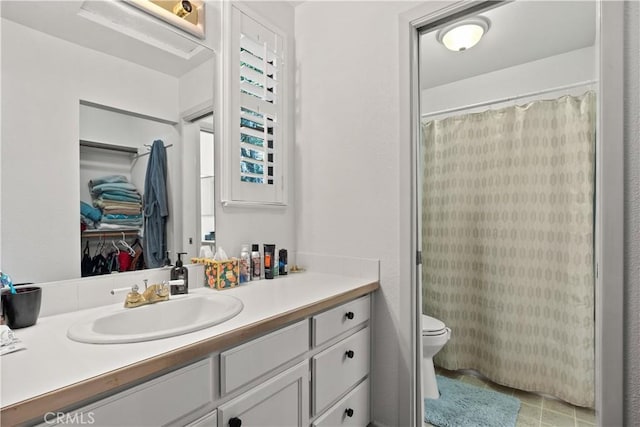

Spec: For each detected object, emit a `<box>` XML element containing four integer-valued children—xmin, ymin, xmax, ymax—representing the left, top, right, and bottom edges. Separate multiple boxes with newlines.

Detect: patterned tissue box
<box><xmin>191</xmin><ymin>258</ymin><xmax>239</xmax><ymax>290</ymax></box>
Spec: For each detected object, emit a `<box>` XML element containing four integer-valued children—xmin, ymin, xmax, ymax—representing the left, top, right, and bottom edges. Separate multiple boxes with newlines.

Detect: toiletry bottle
<box><xmin>170</xmin><ymin>252</ymin><xmax>188</xmax><ymax>295</ymax></box>
<box><xmin>279</xmin><ymin>249</ymin><xmax>288</xmax><ymax>275</ymax></box>
<box><xmin>264</xmin><ymin>244</ymin><xmax>275</xmax><ymax>279</ymax></box>
<box><xmin>239</xmin><ymin>244</ymin><xmax>251</xmax><ymax>283</ymax></box>
<box><xmin>251</xmin><ymin>244</ymin><xmax>261</xmax><ymax>280</ymax></box>
<box><xmin>273</xmin><ymin>245</ymin><xmax>279</xmax><ymax>278</ymax></box>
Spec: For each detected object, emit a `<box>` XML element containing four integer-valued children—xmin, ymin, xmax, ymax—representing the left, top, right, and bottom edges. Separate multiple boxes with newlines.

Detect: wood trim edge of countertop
<box><xmin>1</xmin><ymin>281</ymin><xmax>379</xmax><ymax>426</ymax></box>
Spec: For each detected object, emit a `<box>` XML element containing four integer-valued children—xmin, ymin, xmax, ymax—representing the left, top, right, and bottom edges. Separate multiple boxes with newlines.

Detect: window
<box><xmin>221</xmin><ymin>5</ymin><xmax>287</xmax><ymax>206</ymax></box>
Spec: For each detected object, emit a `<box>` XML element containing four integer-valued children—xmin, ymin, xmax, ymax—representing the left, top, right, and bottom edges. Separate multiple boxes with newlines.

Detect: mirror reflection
<box><xmin>1</xmin><ymin>1</ymin><xmax>215</xmax><ymax>283</ymax></box>
<box><xmin>197</xmin><ymin>117</ymin><xmax>215</xmax><ymax>247</ymax></box>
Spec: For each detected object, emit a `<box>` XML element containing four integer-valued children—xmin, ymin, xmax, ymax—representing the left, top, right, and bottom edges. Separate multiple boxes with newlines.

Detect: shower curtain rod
<box><xmin>421</xmin><ymin>79</ymin><xmax>598</xmax><ymax>120</ymax></box>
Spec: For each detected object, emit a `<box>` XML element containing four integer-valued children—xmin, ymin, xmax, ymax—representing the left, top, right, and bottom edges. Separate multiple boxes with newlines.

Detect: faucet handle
<box><xmin>143</xmin><ymin>279</ymin><xmax>148</xmax><ymax>289</ymax></box>
<box><xmin>167</xmin><ymin>279</ymin><xmax>187</xmax><ymax>295</ymax></box>
<box><xmin>111</xmin><ymin>284</ymin><xmax>139</xmax><ymax>295</ymax></box>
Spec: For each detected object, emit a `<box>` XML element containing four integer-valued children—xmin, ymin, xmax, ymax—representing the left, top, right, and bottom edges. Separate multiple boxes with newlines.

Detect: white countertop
<box><xmin>1</xmin><ymin>272</ymin><xmax>376</xmax><ymax>409</ymax></box>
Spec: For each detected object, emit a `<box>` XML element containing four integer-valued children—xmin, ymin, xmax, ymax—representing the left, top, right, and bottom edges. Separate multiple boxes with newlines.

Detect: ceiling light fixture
<box><xmin>436</xmin><ymin>17</ymin><xmax>490</xmax><ymax>52</ymax></box>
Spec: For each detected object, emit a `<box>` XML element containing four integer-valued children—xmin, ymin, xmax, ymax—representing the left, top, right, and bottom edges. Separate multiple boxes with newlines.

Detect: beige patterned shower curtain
<box><xmin>421</xmin><ymin>92</ymin><xmax>595</xmax><ymax>407</ymax></box>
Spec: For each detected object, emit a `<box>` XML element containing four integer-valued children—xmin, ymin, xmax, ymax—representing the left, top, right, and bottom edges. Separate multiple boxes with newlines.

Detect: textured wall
<box><xmin>294</xmin><ymin>2</ymin><xmax>420</xmax><ymax>424</ymax></box>
<box><xmin>624</xmin><ymin>2</ymin><xmax>640</xmax><ymax>425</ymax></box>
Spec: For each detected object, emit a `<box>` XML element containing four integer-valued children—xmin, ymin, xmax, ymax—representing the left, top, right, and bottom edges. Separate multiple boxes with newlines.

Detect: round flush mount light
<box><xmin>436</xmin><ymin>17</ymin><xmax>491</xmax><ymax>52</ymax></box>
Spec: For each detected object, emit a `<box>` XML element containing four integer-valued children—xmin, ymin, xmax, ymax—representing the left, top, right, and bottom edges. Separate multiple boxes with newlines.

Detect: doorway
<box><xmin>399</xmin><ymin>1</ymin><xmax>624</xmax><ymax>426</ymax></box>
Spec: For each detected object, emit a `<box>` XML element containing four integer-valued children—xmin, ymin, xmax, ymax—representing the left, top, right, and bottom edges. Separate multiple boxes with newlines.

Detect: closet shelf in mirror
<box><xmin>79</xmin><ymin>140</ymin><xmax>174</xmax><ymax>160</ymax></box>
<box><xmin>80</xmin><ymin>139</ymin><xmax>138</xmax><ymax>154</ymax></box>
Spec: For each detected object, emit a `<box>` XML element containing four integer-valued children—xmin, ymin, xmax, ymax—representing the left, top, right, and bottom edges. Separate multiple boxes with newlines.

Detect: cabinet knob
<box><xmin>229</xmin><ymin>417</ymin><xmax>242</xmax><ymax>427</ymax></box>
<box><xmin>345</xmin><ymin>350</ymin><xmax>355</xmax><ymax>359</ymax></box>
<box><xmin>345</xmin><ymin>311</ymin><xmax>355</xmax><ymax>320</ymax></box>
<box><xmin>345</xmin><ymin>408</ymin><xmax>354</xmax><ymax>417</ymax></box>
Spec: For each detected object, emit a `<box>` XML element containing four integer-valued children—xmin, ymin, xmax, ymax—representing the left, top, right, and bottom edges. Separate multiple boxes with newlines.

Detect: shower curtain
<box><xmin>421</xmin><ymin>92</ymin><xmax>595</xmax><ymax>407</ymax></box>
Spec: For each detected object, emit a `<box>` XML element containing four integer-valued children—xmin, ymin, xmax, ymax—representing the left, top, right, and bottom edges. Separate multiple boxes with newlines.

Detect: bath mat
<box><xmin>424</xmin><ymin>375</ymin><xmax>520</xmax><ymax>427</ymax></box>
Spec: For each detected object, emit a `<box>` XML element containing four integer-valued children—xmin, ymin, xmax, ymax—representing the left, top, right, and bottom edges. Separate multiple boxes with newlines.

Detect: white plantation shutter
<box><xmin>223</xmin><ymin>6</ymin><xmax>287</xmax><ymax>206</ymax></box>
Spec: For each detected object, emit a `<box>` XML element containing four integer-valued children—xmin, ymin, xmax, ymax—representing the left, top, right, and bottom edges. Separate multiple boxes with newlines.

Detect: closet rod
<box><xmin>421</xmin><ymin>79</ymin><xmax>598</xmax><ymax>120</ymax></box>
<box><xmin>80</xmin><ymin>139</ymin><xmax>138</xmax><ymax>154</ymax></box>
<box><xmin>134</xmin><ymin>143</ymin><xmax>174</xmax><ymax>159</ymax></box>
<box><xmin>81</xmin><ymin>229</ymin><xmax>140</xmax><ymax>239</ymax></box>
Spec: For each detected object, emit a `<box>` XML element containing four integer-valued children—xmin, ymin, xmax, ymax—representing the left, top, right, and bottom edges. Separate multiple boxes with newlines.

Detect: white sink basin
<box><xmin>67</xmin><ymin>294</ymin><xmax>243</xmax><ymax>344</ymax></box>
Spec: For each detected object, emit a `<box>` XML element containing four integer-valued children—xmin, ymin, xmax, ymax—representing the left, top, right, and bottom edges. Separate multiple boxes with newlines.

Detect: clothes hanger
<box><xmin>119</xmin><ymin>232</ymin><xmax>135</xmax><ymax>256</ymax></box>
<box><xmin>95</xmin><ymin>235</ymin><xmax>104</xmax><ymax>257</ymax></box>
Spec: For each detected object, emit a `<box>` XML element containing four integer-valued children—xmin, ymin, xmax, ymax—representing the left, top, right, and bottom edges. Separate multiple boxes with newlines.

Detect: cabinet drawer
<box><xmin>313</xmin><ymin>379</ymin><xmax>369</xmax><ymax>427</ymax></box>
<box><xmin>313</xmin><ymin>295</ymin><xmax>370</xmax><ymax>347</ymax></box>
<box><xmin>65</xmin><ymin>358</ymin><xmax>213</xmax><ymax>427</ymax></box>
<box><xmin>312</xmin><ymin>327</ymin><xmax>370</xmax><ymax>415</ymax></box>
<box><xmin>221</xmin><ymin>319</ymin><xmax>309</xmax><ymax>395</ymax></box>
<box><xmin>218</xmin><ymin>361</ymin><xmax>309</xmax><ymax>427</ymax></box>
<box><xmin>186</xmin><ymin>410</ymin><xmax>217</xmax><ymax>427</ymax></box>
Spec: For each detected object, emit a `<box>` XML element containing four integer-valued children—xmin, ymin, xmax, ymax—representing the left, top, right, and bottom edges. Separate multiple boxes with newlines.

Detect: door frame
<box><xmin>398</xmin><ymin>1</ymin><xmax>624</xmax><ymax>425</ymax></box>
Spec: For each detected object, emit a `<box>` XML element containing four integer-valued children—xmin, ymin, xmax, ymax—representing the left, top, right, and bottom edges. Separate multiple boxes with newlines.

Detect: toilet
<box><xmin>422</xmin><ymin>314</ymin><xmax>451</xmax><ymax>399</ymax></box>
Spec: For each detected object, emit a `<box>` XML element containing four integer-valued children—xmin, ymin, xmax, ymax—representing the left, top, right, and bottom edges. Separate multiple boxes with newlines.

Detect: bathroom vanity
<box><xmin>0</xmin><ymin>273</ymin><xmax>378</xmax><ymax>426</ymax></box>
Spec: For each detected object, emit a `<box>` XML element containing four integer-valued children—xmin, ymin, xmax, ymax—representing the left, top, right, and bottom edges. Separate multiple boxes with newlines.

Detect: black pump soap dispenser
<box><xmin>170</xmin><ymin>252</ymin><xmax>188</xmax><ymax>295</ymax></box>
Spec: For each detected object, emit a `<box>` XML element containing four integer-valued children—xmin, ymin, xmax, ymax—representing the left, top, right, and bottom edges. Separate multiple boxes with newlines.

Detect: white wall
<box><xmin>0</xmin><ymin>7</ymin><xmax>4</xmax><ymax>271</ymax></box>
<box><xmin>295</xmin><ymin>2</ymin><xmax>419</xmax><ymax>425</ymax></box>
<box><xmin>0</xmin><ymin>18</ymin><xmax>179</xmax><ymax>283</ymax></box>
<box><xmin>179</xmin><ymin>58</ymin><xmax>215</xmax><ymax>114</ymax></box>
<box><xmin>623</xmin><ymin>2</ymin><xmax>640</xmax><ymax>424</ymax></box>
<box><xmin>421</xmin><ymin>46</ymin><xmax>596</xmax><ymax>115</ymax></box>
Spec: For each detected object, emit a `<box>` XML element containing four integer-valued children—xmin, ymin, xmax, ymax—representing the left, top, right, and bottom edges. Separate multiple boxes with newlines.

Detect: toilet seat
<box><xmin>422</xmin><ymin>314</ymin><xmax>447</xmax><ymax>336</ymax></box>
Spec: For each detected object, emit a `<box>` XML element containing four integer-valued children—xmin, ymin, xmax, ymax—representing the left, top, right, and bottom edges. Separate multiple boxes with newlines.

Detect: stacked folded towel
<box><xmin>87</xmin><ymin>175</ymin><xmax>143</xmax><ymax>230</ymax></box>
<box><xmin>80</xmin><ymin>201</ymin><xmax>102</xmax><ymax>229</ymax></box>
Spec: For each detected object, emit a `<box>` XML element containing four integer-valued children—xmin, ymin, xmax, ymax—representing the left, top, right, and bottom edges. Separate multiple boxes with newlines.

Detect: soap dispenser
<box><xmin>170</xmin><ymin>252</ymin><xmax>188</xmax><ymax>295</ymax></box>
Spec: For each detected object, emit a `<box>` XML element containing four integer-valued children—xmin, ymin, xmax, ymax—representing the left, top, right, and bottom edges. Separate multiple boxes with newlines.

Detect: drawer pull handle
<box><xmin>229</xmin><ymin>417</ymin><xmax>242</xmax><ymax>427</ymax></box>
<box><xmin>345</xmin><ymin>350</ymin><xmax>355</xmax><ymax>359</ymax></box>
<box><xmin>345</xmin><ymin>408</ymin><xmax>355</xmax><ymax>417</ymax></box>
<box><xmin>345</xmin><ymin>311</ymin><xmax>355</xmax><ymax>320</ymax></box>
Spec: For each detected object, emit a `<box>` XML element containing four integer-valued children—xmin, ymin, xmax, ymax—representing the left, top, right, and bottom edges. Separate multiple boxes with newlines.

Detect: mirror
<box><xmin>1</xmin><ymin>1</ymin><xmax>215</xmax><ymax>283</ymax></box>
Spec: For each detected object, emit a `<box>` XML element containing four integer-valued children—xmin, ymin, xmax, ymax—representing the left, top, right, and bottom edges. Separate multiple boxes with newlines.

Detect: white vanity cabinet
<box><xmin>310</xmin><ymin>296</ymin><xmax>371</xmax><ymax>427</ymax></box>
<box><xmin>220</xmin><ymin>320</ymin><xmax>309</xmax><ymax>395</ymax></box>
<box><xmin>41</xmin><ymin>358</ymin><xmax>214</xmax><ymax>426</ymax></box>
<box><xmin>312</xmin><ymin>327</ymin><xmax>370</xmax><ymax>415</ymax></box>
<box><xmin>218</xmin><ymin>361</ymin><xmax>310</xmax><ymax>427</ymax></box>
<box><xmin>43</xmin><ymin>294</ymin><xmax>373</xmax><ymax>427</ymax></box>
<box><xmin>312</xmin><ymin>295</ymin><xmax>371</xmax><ymax>347</ymax></box>
<box><xmin>186</xmin><ymin>410</ymin><xmax>217</xmax><ymax>427</ymax></box>
<box><xmin>312</xmin><ymin>379</ymin><xmax>370</xmax><ymax>427</ymax></box>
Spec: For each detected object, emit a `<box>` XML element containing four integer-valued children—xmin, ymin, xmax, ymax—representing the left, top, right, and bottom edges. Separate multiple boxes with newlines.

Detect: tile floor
<box><xmin>424</xmin><ymin>368</ymin><xmax>596</xmax><ymax>427</ymax></box>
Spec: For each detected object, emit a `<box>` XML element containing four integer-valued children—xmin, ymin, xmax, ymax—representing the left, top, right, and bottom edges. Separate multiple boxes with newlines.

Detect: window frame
<box><xmin>220</xmin><ymin>2</ymin><xmax>289</xmax><ymax>207</ymax></box>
